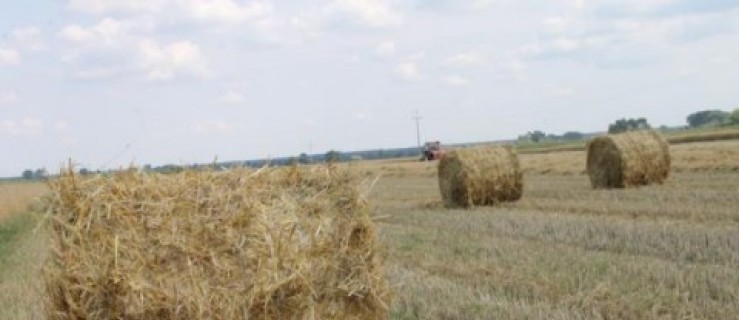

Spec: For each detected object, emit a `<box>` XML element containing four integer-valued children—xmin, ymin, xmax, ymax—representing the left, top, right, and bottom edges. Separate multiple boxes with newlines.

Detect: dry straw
<box><xmin>438</xmin><ymin>146</ymin><xmax>523</xmax><ymax>208</ymax></box>
<box><xmin>43</xmin><ymin>166</ymin><xmax>390</xmax><ymax>320</ymax></box>
<box><xmin>587</xmin><ymin>130</ymin><xmax>671</xmax><ymax>189</ymax></box>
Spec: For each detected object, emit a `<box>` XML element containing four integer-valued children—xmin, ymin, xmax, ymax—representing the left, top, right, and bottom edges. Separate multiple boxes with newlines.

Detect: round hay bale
<box><xmin>586</xmin><ymin>130</ymin><xmax>670</xmax><ymax>189</ymax></box>
<box><xmin>438</xmin><ymin>146</ymin><xmax>523</xmax><ymax>207</ymax></box>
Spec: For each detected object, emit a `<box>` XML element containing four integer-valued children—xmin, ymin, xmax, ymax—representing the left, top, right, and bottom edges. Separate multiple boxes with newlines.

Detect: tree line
<box><xmin>518</xmin><ymin>107</ymin><xmax>739</xmax><ymax>143</ymax></box>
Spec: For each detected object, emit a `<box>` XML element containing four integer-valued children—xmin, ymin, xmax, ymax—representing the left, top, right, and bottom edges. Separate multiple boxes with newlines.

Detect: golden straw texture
<box><xmin>587</xmin><ymin>130</ymin><xmax>671</xmax><ymax>189</ymax></box>
<box><xmin>43</xmin><ymin>166</ymin><xmax>390</xmax><ymax>320</ymax></box>
<box><xmin>438</xmin><ymin>146</ymin><xmax>523</xmax><ymax>208</ymax></box>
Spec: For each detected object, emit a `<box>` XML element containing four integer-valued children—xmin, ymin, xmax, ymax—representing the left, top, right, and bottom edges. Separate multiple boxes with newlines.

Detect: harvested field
<box><xmin>1</xmin><ymin>139</ymin><xmax>738</xmax><ymax>319</ymax></box>
<box><xmin>372</xmin><ymin>172</ymin><xmax>739</xmax><ymax>319</ymax></box>
<box><xmin>0</xmin><ymin>182</ymin><xmax>47</xmax><ymax>222</ymax></box>
<box><xmin>520</xmin><ymin>139</ymin><xmax>739</xmax><ymax>175</ymax></box>
<box><xmin>352</xmin><ymin>139</ymin><xmax>739</xmax><ymax>177</ymax></box>
<box><xmin>0</xmin><ymin>182</ymin><xmax>47</xmax><ymax>320</ymax></box>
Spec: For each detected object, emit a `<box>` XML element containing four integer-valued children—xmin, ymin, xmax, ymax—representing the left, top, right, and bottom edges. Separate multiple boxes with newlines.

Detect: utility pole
<box><xmin>413</xmin><ymin>111</ymin><xmax>423</xmax><ymax>158</ymax></box>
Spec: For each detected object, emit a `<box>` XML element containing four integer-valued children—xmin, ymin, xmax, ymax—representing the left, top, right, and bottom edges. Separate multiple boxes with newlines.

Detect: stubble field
<box><xmin>1</xmin><ymin>139</ymin><xmax>738</xmax><ymax>319</ymax></box>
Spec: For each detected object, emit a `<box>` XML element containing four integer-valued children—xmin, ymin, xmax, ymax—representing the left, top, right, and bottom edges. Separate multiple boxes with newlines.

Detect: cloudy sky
<box><xmin>1</xmin><ymin>0</ymin><xmax>738</xmax><ymax>176</ymax></box>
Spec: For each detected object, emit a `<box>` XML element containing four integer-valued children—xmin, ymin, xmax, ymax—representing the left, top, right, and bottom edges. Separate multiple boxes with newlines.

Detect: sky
<box><xmin>1</xmin><ymin>0</ymin><xmax>738</xmax><ymax>177</ymax></box>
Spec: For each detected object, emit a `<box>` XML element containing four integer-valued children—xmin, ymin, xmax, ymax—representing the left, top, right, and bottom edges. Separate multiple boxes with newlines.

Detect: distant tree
<box><xmin>298</xmin><ymin>153</ymin><xmax>310</xmax><ymax>164</ymax></box>
<box><xmin>608</xmin><ymin>118</ymin><xmax>651</xmax><ymax>134</ymax></box>
<box><xmin>158</xmin><ymin>165</ymin><xmax>183</xmax><ymax>174</ymax></box>
<box><xmin>143</xmin><ymin>164</ymin><xmax>153</xmax><ymax>171</ymax></box>
<box><xmin>33</xmin><ymin>168</ymin><xmax>48</xmax><ymax>179</ymax></box>
<box><xmin>562</xmin><ymin>131</ymin><xmax>584</xmax><ymax>140</ymax></box>
<box><xmin>529</xmin><ymin>130</ymin><xmax>546</xmax><ymax>143</ymax></box>
<box><xmin>79</xmin><ymin>168</ymin><xmax>90</xmax><ymax>175</ymax></box>
<box><xmin>687</xmin><ymin>110</ymin><xmax>730</xmax><ymax>128</ymax></box>
<box><xmin>325</xmin><ymin>150</ymin><xmax>341</xmax><ymax>163</ymax></box>
<box><xmin>22</xmin><ymin>169</ymin><xmax>34</xmax><ymax>180</ymax></box>
<box><xmin>377</xmin><ymin>149</ymin><xmax>386</xmax><ymax>158</ymax></box>
<box><xmin>729</xmin><ymin>109</ymin><xmax>739</xmax><ymax>125</ymax></box>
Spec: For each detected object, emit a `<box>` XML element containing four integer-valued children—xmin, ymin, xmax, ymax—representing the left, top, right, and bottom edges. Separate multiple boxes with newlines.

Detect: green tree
<box><xmin>686</xmin><ymin>110</ymin><xmax>730</xmax><ymax>128</ymax></box>
<box><xmin>325</xmin><ymin>150</ymin><xmax>341</xmax><ymax>163</ymax></box>
<box><xmin>562</xmin><ymin>131</ymin><xmax>584</xmax><ymax>140</ymax></box>
<box><xmin>729</xmin><ymin>109</ymin><xmax>739</xmax><ymax>125</ymax></box>
<box><xmin>34</xmin><ymin>168</ymin><xmax>48</xmax><ymax>179</ymax></box>
<box><xmin>608</xmin><ymin>118</ymin><xmax>651</xmax><ymax>134</ymax></box>
<box><xmin>529</xmin><ymin>130</ymin><xmax>546</xmax><ymax>143</ymax></box>
<box><xmin>298</xmin><ymin>153</ymin><xmax>310</xmax><ymax>164</ymax></box>
<box><xmin>22</xmin><ymin>169</ymin><xmax>34</xmax><ymax>179</ymax></box>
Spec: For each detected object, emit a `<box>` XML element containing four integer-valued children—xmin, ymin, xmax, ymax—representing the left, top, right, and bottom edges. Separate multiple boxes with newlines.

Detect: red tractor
<box><xmin>422</xmin><ymin>141</ymin><xmax>446</xmax><ymax>161</ymax></box>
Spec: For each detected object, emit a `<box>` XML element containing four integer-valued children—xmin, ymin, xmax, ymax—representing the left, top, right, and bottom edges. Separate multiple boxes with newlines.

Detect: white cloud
<box><xmin>517</xmin><ymin>37</ymin><xmax>582</xmax><ymax>60</ymax></box>
<box><xmin>303</xmin><ymin>118</ymin><xmax>317</xmax><ymax>127</ymax></box>
<box><xmin>186</xmin><ymin>0</ymin><xmax>273</xmax><ymax>25</ymax></box>
<box><xmin>503</xmin><ymin>58</ymin><xmax>528</xmax><ymax>82</ymax></box>
<box><xmin>73</xmin><ymin>66</ymin><xmax>127</xmax><ymax>80</ymax></box>
<box><xmin>290</xmin><ymin>12</ymin><xmax>323</xmax><ymax>38</ymax></box>
<box><xmin>66</xmin><ymin>0</ymin><xmax>169</xmax><ymax>14</ymax></box>
<box><xmin>542</xmin><ymin>16</ymin><xmax>570</xmax><ymax>35</ymax></box>
<box><xmin>353</xmin><ymin>111</ymin><xmax>373</xmax><ymax>121</ymax></box>
<box><xmin>54</xmin><ymin>121</ymin><xmax>70</xmax><ymax>133</ymax></box>
<box><xmin>66</xmin><ymin>0</ymin><xmax>275</xmax><ymax>27</ymax></box>
<box><xmin>445</xmin><ymin>52</ymin><xmax>489</xmax><ymax>67</ymax></box>
<box><xmin>442</xmin><ymin>75</ymin><xmax>471</xmax><ymax>87</ymax></box>
<box><xmin>220</xmin><ymin>91</ymin><xmax>245</xmax><ymax>104</ymax></box>
<box><xmin>0</xmin><ymin>92</ymin><xmax>21</xmax><ymax>105</ymax></box>
<box><xmin>0</xmin><ymin>118</ymin><xmax>43</xmax><ymax>136</ymax></box>
<box><xmin>10</xmin><ymin>27</ymin><xmax>46</xmax><ymax>51</ymax></box>
<box><xmin>344</xmin><ymin>54</ymin><xmax>362</xmax><ymax>63</ymax></box>
<box><xmin>395</xmin><ymin>62</ymin><xmax>419</xmax><ymax>80</ymax></box>
<box><xmin>194</xmin><ymin>121</ymin><xmax>244</xmax><ymax>134</ymax></box>
<box><xmin>59</xmin><ymin>25</ymin><xmax>95</xmax><ymax>43</ymax></box>
<box><xmin>408</xmin><ymin>51</ymin><xmax>426</xmax><ymax>61</ymax></box>
<box><xmin>330</xmin><ymin>0</ymin><xmax>403</xmax><ymax>28</ymax></box>
<box><xmin>551</xmin><ymin>37</ymin><xmax>581</xmax><ymax>52</ymax></box>
<box><xmin>518</xmin><ymin>43</ymin><xmax>544</xmax><ymax>56</ymax></box>
<box><xmin>59</xmin><ymin>18</ymin><xmax>209</xmax><ymax>81</ymax></box>
<box><xmin>136</xmin><ymin>39</ymin><xmax>210</xmax><ymax>80</ymax></box>
<box><xmin>599</xmin><ymin>0</ymin><xmax>678</xmax><ymax>15</ymax></box>
<box><xmin>569</xmin><ymin>0</ymin><xmax>585</xmax><ymax>10</ymax></box>
<box><xmin>673</xmin><ymin>67</ymin><xmax>699</xmax><ymax>78</ymax></box>
<box><xmin>374</xmin><ymin>40</ymin><xmax>396</xmax><ymax>57</ymax></box>
<box><xmin>61</xmin><ymin>136</ymin><xmax>79</xmax><ymax>146</ymax></box>
<box><xmin>0</xmin><ymin>49</ymin><xmax>21</xmax><ymax>66</ymax></box>
<box><xmin>59</xmin><ymin>18</ymin><xmax>133</xmax><ymax>47</ymax></box>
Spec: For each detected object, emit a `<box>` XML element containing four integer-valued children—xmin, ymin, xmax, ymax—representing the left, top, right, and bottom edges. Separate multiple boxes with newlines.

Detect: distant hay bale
<box><xmin>587</xmin><ymin>130</ymin><xmax>671</xmax><ymax>189</ymax></box>
<box><xmin>438</xmin><ymin>146</ymin><xmax>523</xmax><ymax>207</ymax></box>
<box><xmin>43</xmin><ymin>167</ymin><xmax>390</xmax><ymax>320</ymax></box>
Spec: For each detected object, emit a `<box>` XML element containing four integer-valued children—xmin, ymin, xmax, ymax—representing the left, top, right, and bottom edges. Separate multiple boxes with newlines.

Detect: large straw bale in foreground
<box><xmin>587</xmin><ymin>130</ymin><xmax>671</xmax><ymax>189</ymax></box>
<box><xmin>43</xmin><ymin>167</ymin><xmax>390</xmax><ymax>320</ymax></box>
<box><xmin>438</xmin><ymin>146</ymin><xmax>523</xmax><ymax>207</ymax></box>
